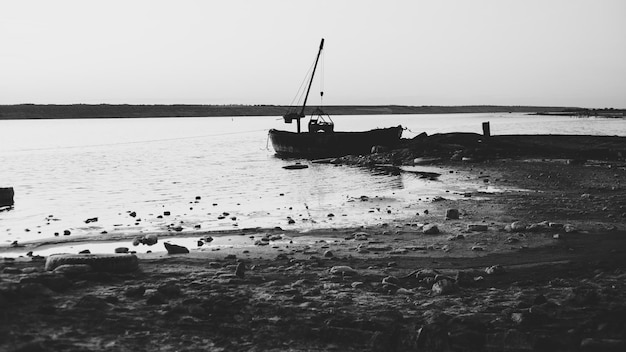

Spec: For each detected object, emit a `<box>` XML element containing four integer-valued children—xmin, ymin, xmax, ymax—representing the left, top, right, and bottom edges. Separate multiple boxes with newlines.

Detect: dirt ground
<box><xmin>2</xmin><ymin>137</ymin><xmax>626</xmax><ymax>351</ymax></box>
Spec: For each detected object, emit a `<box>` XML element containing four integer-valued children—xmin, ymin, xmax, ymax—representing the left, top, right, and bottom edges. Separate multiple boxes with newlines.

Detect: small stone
<box><xmin>145</xmin><ymin>290</ymin><xmax>167</xmax><ymax>305</ymax></box>
<box><xmin>432</xmin><ymin>279</ymin><xmax>458</xmax><ymax>295</ymax></box>
<box><xmin>510</xmin><ymin>221</ymin><xmax>527</xmax><ymax>232</ymax></box>
<box><xmin>467</xmin><ymin>224</ymin><xmax>488</xmax><ymax>232</ymax></box>
<box><xmin>422</xmin><ymin>224</ymin><xmax>440</xmax><ymax>235</ymax></box>
<box><xmin>445</xmin><ymin>209</ymin><xmax>459</xmax><ymax>220</ymax></box>
<box><xmin>84</xmin><ymin>217</ymin><xmax>98</xmax><ymax>224</ymax></box>
<box><xmin>157</xmin><ymin>283</ymin><xmax>182</xmax><ymax>297</ymax></box>
<box><xmin>485</xmin><ymin>265</ymin><xmax>505</xmax><ymax>275</ymax></box>
<box><xmin>351</xmin><ymin>281</ymin><xmax>365</xmax><ymax>289</ymax></box>
<box><xmin>115</xmin><ymin>247</ymin><xmax>129</xmax><ymax>254</ymax></box>
<box><xmin>329</xmin><ymin>266</ymin><xmax>358</xmax><ymax>276</ymax></box>
<box><xmin>382</xmin><ymin>276</ymin><xmax>401</xmax><ymax>286</ymax></box>
<box><xmin>143</xmin><ymin>234</ymin><xmax>158</xmax><ymax>246</ymax></box>
<box><xmin>125</xmin><ymin>285</ymin><xmax>146</xmax><ymax>298</ymax></box>
<box><xmin>580</xmin><ymin>338</ymin><xmax>625</xmax><ymax>351</ymax></box>
<box><xmin>323</xmin><ymin>250</ymin><xmax>334</xmax><ymax>258</ymax></box>
<box><xmin>3</xmin><ymin>267</ymin><xmax>21</xmax><ymax>274</ymax></box>
<box><xmin>53</xmin><ymin>264</ymin><xmax>93</xmax><ymax>276</ymax></box>
<box><xmin>471</xmin><ymin>246</ymin><xmax>484</xmax><ymax>251</ymax></box>
<box><xmin>563</xmin><ymin>224</ymin><xmax>577</xmax><ymax>233</ymax></box>
<box><xmin>63</xmin><ymin>230</ymin><xmax>71</xmax><ymax>236</ymax></box>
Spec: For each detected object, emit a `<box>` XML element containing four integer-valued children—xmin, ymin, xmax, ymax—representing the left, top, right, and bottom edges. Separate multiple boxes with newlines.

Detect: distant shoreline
<box><xmin>1</xmin><ymin>104</ymin><xmax>623</xmax><ymax>120</ymax></box>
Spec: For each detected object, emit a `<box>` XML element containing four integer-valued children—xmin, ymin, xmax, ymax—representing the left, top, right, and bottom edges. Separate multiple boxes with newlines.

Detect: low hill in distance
<box><xmin>0</xmin><ymin>104</ymin><xmax>623</xmax><ymax>120</ymax></box>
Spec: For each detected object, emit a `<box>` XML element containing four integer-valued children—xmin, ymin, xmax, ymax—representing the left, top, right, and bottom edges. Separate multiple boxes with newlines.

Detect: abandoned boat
<box><xmin>268</xmin><ymin>38</ymin><xmax>402</xmax><ymax>158</ymax></box>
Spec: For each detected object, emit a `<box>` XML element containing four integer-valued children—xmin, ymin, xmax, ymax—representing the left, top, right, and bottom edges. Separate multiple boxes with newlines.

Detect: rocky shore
<box><xmin>1</xmin><ymin>134</ymin><xmax>626</xmax><ymax>351</ymax></box>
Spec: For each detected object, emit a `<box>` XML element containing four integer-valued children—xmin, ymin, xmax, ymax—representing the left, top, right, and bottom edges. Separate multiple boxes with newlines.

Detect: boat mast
<box><xmin>296</xmin><ymin>38</ymin><xmax>324</xmax><ymax>133</ymax></box>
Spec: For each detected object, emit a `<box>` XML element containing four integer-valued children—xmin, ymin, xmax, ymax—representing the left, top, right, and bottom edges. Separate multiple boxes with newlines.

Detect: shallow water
<box><xmin>1</xmin><ymin>113</ymin><xmax>624</xmax><ymax>248</ymax></box>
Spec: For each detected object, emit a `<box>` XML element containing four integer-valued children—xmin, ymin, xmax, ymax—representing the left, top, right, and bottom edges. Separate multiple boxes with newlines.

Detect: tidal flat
<box><xmin>1</xmin><ymin>134</ymin><xmax>626</xmax><ymax>351</ymax></box>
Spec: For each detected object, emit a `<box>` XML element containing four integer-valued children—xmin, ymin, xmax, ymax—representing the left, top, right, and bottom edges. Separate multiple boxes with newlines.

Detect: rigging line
<box><xmin>289</xmin><ymin>60</ymin><xmax>316</xmax><ymax>108</ymax></box>
<box><xmin>320</xmin><ymin>48</ymin><xmax>325</xmax><ymax>106</ymax></box>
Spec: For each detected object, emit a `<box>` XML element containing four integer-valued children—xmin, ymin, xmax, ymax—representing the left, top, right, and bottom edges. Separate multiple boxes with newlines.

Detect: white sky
<box><xmin>1</xmin><ymin>0</ymin><xmax>625</xmax><ymax>108</ymax></box>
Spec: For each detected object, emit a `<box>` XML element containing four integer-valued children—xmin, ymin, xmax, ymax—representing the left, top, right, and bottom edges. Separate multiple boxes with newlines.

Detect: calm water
<box><xmin>1</xmin><ymin>113</ymin><xmax>624</xmax><ymax>247</ymax></box>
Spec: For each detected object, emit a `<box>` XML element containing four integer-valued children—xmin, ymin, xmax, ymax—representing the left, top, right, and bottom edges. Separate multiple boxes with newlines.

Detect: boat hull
<box><xmin>268</xmin><ymin>126</ymin><xmax>403</xmax><ymax>158</ymax></box>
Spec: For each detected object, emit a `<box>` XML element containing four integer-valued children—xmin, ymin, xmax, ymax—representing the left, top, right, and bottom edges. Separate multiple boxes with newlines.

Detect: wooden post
<box><xmin>482</xmin><ymin>122</ymin><xmax>491</xmax><ymax>137</ymax></box>
<box><xmin>0</xmin><ymin>187</ymin><xmax>14</xmax><ymax>206</ymax></box>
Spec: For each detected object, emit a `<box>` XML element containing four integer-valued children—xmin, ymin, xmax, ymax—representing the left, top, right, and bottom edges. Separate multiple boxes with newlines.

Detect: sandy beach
<box><xmin>1</xmin><ymin>133</ymin><xmax>626</xmax><ymax>351</ymax></box>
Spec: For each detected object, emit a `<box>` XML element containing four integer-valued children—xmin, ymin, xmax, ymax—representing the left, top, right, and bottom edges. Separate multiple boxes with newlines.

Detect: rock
<box><xmin>527</xmin><ymin>221</ymin><xmax>550</xmax><ymax>232</ymax></box>
<box><xmin>432</xmin><ymin>279</ymin><xmax>459</xmax><ymax>295</ymax></box>
<box><xmin>157</xmin><ymin>282</ymin><xmax>182</xmax><ymax>297</ymax></box>
<box><xmin>75</xmin><ymin>294</ymin><xmax>110</xmax><ymax>310</ymax></box>
<box><xmin>467</xmin><ymin>224</ymin><xmax>488</xmax><ymax>232</ymax></box>
<box><xmin>125</xmin><ymin>285</ymin><xmax>146</xmax><ymax>298</ymax></box>
<box><xmin>19</xmin><ymin>282</ymin><xmax>54</xmax><ymax>298</ymax></box>
<box><xmin>353</xmin><ymin>232</ymin><xmax>369</xmax><ymax>241</ymax></box>
<box><xmin>471</xmin><ymin>246</ymin><xmax>485</xmax><ymax>251</ymax></box>
<box><xmin>145</xmin><ymin>290</ymin><xmax>167</xmax><ymax>305</ymax></box>
<box><xmin>235</xmin><ymin>262</ymin><xmax>245</xmax><ymax>278</ymax></box>
<box><xmin>3</xmin><ymin>267</ymin><xmax>21</xmax><ymax>274</ymax></box>
<box><xmin>563</xmin><ymin>224</ymin><xmax>577</xmax><ymax>233</ymax></box>
<box><xmin>510</xmin><ymin>221</ymin><xmax>527</xmax><ymax>232</ymax></box>
<box><xmin>63</xmin><ymin>229</ymin><xmax>71</xmax><ymax>236</ymax></box>
<box><xmin>323</xmin><ymin>250</ymin><xmax>334</xmax><ymax>258</ymax></box>
<box><xmin>455</xmin><ymin>271</ymin><xmax>475</xmax><ymax>287</ymax></box>
<box><xmin>445</xmin><ymin>208</ymin><xmax>460</xmax><ymax>220</ymax></box>
<box><xmin>53</xmin><ymin>264</ymin><xmax>93</xmax><ymax>276</ymax></box>
<box><xmin>329</xmin><ymin>266</ymin><xmax>358</xmax><ymax>276</ymax></box>
<box><xmin>143</xmin><ymin>234</ymin><xmax>158</xmax><ymax>245</ymax></box>
<box><xmin>164</xmin><ymin>242</ymin><xmax>189</xmax><ymax>254</ymax></box>
<box><xmin>423</xmin><ymin>224</ymin><xmax>440</xmax><ymax>235</ymax></box>
<box><xmin>84</xmin><ymin>217</ymin><xmax>98</xmax><ymax>224</ymax></box>
<box><xmin>382</xmin><ymin>276</ymin><xmax>401</xmax><ymax>286</ymax></box>
<box><xmin>416</xmin><ymin>269</ymin><xmax>439</xmax><ymax>280</ymax></box>
<box><xmin>351</xmin><ymin>281</ymin><xmax>365</xmax><ymax>289</ymax></box>
<box><xmin>45</xmin><ymin>254</ymin><xmax>139</xmax><ymax>273</ymax></box>
<box><xmin>485</xmin><ymin>265</ymin><xmax>505</xmax><ymax>275</ymax></box>
<box><xmin>580</xmin><ymin>338</ymin><xmax>625</xmax><ymax>351</ymax></box>
<box><xmin>114</xmin><ymin>247</ymin><xmax>129</xmax><ymax>254</ymax></box>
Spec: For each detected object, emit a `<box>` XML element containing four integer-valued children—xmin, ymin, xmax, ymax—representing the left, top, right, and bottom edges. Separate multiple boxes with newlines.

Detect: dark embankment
<box><xmin>0</xmin><ymin>104</ymin><xmax>589</xmax><ymax>120</ymax></box>
<box><xmin>334</xmin><ymin>133</ymin><xmax>626</xmax><ymax>166</ymax></box>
